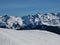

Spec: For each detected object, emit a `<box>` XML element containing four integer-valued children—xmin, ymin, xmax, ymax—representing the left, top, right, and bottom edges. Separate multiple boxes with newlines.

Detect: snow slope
<box><xmin>0</xmin><ymin>28</ymin><xmax>60</xmax><ymax>45</ymax></box>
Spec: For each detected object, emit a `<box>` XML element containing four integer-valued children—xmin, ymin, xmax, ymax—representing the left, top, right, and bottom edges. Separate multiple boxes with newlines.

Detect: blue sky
<box><xmin>0</xmin><ymin>0</ymin><xmax>60</xmax><ymax>17</ymax></box>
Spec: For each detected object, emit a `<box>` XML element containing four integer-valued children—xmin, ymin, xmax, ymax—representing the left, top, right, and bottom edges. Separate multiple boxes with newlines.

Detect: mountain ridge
<box><xmin>0</xmin><ymin>13</ymin><xmax>60</xmax><ymax>30</ymax></box>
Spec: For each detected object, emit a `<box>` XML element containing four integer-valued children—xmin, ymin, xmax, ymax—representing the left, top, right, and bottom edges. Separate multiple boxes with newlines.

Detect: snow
<box><xmin>7</xmin><ymin>16</ymin><xmax>16</xmax><ymax>28</ymax></box>
<box><xmin>0</xmin><ymin>28</ymin><xmax>60</xmax><ymax>45</ymax></box>
<box><xmin>16</xmin><ymin>17</ymin><xmax>23</xmax><ymax>26</ymax></box>
<box><xmin>0</xmin><ymin>13</ymin><xmax>60</xmax><ymax>29</ymax></box>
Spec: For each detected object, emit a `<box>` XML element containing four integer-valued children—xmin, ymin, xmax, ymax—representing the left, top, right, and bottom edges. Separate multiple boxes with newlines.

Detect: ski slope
<box><xmin>0</xmin><ymin>28</ymin><xmax>60</xmax><ymax>45</ymax></box>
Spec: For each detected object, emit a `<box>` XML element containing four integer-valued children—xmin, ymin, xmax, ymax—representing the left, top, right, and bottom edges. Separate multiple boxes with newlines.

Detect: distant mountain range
<box><xmin>0</xmin><ymin>13</ymin><xmax>60</xmax><ymax>30</ymax></box>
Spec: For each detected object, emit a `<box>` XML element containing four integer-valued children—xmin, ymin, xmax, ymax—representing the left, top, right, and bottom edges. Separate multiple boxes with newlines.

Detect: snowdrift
<box><xmin>0</xmin><ymin>28</ymin><xmax>60</xmax><ymax>45</ymax></box>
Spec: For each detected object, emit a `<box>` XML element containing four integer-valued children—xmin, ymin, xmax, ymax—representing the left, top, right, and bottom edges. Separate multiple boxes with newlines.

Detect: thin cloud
<box><xmin>0</xmin><ymin>3</ymin><xmax>38</xmax><ymax>9</ymax></box>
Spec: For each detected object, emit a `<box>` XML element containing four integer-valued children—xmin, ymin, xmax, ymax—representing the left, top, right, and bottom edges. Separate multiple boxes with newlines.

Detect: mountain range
<box><xmin>0</xmin><ymin>13</ymin><xmax>60</xmax><ymax>30</ymax></box>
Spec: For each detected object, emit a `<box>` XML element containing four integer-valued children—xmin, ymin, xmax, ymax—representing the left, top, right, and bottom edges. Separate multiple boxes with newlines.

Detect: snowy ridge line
<box><xmin>0</xmin><ymin>13</ymin><xmax>60</xmax><ymax>30</ymax></box>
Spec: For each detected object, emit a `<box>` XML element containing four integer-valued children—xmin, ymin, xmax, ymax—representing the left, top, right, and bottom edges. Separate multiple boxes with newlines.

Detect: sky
<box><xmin>0</xmin><ymin>0</ymin><xmax>60</xmax><ymax>17</ymax></box>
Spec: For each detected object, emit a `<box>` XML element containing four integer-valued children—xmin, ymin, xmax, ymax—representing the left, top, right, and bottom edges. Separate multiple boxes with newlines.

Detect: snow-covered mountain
<box><xmin>0</xmin><ymin>13</ymin><xmax>60</xmax><ymax>30</ymax></box>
